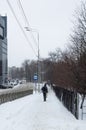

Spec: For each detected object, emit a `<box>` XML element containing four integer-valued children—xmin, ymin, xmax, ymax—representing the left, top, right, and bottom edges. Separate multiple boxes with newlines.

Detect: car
<box><xmin>9</xmin><ymin>80</ymin><xmax>18</xmax><ymax>87</ymax></box>
<box><xmin>0</xmin><ymin>84</ymin><xmax>13</xmax><ymax>89</ymax></box>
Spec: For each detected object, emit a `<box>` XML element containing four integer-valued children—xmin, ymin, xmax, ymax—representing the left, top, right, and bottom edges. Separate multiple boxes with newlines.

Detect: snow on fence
<box><xmin>53</xmin><ymin>85</ymin><xmax>79</xmax><ymax>119</ymax></box>
<box><xmin>0</xmin><ymin>83</ymin><xmax>33</xmax><ymax>105</ymax></box>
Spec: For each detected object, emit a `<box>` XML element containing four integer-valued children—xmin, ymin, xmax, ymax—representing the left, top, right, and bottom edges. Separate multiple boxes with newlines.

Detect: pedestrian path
<box><xmin>29</xmin><ymin>90</ymin><xmax>76</xmax><ymax>130</ymax></box>
<box><xmin>0</xmin><ymin>89</ymin><xmax>86</xmax><ymax>130</ymax></box>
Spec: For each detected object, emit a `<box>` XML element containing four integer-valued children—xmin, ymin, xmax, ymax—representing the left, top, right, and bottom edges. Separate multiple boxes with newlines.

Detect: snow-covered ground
<box><xmin>0</xmin><ymin>87</ymin><xmax>86</xmax><ymax>130</ymax></box>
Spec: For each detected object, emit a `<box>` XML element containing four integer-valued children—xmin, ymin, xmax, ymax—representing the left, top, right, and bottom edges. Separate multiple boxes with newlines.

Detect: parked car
<box><xmin>0</xmin><ymin>84</ymin><xmax>13</xmax><ymax>89</ymax></box>
<box><xmin>9</xmin><ymin>80</ymin><xmax>18</xmax><ymax>87</ymax></box>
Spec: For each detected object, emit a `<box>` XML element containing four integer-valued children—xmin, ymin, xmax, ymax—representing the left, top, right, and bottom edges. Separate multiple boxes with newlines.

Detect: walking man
<box><xmin>41</xmin><ymin>83</ymin><xmax>48</xmax><ymax>101</ymax></box>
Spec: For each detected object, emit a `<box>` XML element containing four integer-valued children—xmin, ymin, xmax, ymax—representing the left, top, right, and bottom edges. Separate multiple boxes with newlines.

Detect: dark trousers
<box><xmin>43</xmin><ymin>92</ymin><xmax>47</xmax><ymax>101</ymax></box>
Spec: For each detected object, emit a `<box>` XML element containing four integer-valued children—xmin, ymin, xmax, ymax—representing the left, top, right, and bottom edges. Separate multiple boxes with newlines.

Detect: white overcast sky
<box><xmin>0</xmin><ymin>0</ymin><xmax>84</xmax><ymax>67</ymax></box>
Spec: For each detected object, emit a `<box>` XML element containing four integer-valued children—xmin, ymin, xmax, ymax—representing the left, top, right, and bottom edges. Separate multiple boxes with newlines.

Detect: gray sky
<box><xmin>0</xmin><ymin>0</ymin><xmax>83</xmax><ymax>67</ymax></box>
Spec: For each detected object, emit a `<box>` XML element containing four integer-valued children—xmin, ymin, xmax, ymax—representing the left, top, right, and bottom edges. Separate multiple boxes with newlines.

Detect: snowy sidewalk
<box><xmin>0</xmin><ymin>89</ymin><xmax>86</xmax><ymax>130</ymax></box>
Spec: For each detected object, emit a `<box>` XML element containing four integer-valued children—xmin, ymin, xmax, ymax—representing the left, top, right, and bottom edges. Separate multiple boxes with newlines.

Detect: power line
<box><xmin>17</xmin><ymin>0</ymin><xmax>30</xmax><ymax>27</ymax></box>
<box><xmin>17</xmin><ymin>0</ymin><xmax>38</xmax><ymax>48</ymax></box>
<box><xmin>17</xmin><ymin>0</ymin><xmax>41</xmax><ymax>85</ymax></box>
<box><xmin>7</xmin><ymin>0</ymin><xmax>37</xmax><ymax>57</ymax></box>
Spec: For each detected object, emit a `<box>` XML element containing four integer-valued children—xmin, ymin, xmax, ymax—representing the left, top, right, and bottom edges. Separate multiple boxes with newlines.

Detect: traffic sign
<box><xmin>33</xmin><ymin>74</ymin><xmax>38</xmax><ymax>80</ymax></box>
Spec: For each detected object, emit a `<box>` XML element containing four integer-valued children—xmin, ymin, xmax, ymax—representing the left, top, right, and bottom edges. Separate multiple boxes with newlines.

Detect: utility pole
<box><xmin>37</xmin><ymin>32</ymin><xmax>41</xmax><ymax>91</ymax></box>
<box><xmin>25</xmin><ymin>27</ymin><xmax>41</xmax><ymax>91</ymax></box>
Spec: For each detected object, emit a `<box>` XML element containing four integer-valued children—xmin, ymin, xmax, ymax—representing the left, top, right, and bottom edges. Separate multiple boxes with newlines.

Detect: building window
<box><xmin>0</xmin><ymin>60</ymin><xmax>2</xmax><ymax>76</ymax></box>
<box><xmin>0</xmin><ymin>25</ymin><xmax>4</xmax><ymax>39</ymax></box>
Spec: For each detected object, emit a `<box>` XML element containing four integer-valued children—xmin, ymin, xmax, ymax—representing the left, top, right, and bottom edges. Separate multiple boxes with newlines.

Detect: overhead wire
<box><xmin>17</xmin><ymin>0</ymin><xmax>30</xmax><ymax>27</ymax></box>
<box><xmin>7</xmin><ymin>0</ymin><xmax>37</xmax><ymax>57</ymax></box>
<box><xmin>17</xmin><ymin>0</ymin><xmax>38</xmax><ymax>48</ymax></box>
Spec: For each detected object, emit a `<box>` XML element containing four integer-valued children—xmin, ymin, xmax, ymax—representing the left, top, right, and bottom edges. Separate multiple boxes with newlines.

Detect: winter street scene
<box><xmin>0</xmin><ymin>0</ymin><xmax>86</xmax><ymax>130</ymax></box>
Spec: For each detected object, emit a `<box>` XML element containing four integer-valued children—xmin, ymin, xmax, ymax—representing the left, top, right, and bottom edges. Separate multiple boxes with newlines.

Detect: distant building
<box><xmin>0</xmin><ymin>16</ymin><xmax>7</xmax><ymax>84</ymax></box>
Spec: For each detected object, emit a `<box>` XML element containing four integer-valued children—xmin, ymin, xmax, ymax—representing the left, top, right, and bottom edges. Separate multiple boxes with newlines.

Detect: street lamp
<box><xmin>25</xmin><ymin>27</ymin><xmax>41</xmax><ymax>91</ymax></box>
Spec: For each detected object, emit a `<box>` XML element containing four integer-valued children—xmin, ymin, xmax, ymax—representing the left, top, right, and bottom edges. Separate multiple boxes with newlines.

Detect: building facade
<box><xmin>0</xmin><ymin>16</ymin><xmax>7</xmax><ymax>84</ymax></box>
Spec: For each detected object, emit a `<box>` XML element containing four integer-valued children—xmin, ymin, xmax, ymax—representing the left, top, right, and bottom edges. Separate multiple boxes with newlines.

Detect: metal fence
<box><xmin>53</xmin><ymin>86</ymin><xmax>79</xmax><ymax>119</ymax></box>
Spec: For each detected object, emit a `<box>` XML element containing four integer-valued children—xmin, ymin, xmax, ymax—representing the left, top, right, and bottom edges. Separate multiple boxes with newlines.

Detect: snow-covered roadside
<box><xmin>0</xmin><ymin>89</ymin><xmax>86</xmax><ymax>130</ymax></box>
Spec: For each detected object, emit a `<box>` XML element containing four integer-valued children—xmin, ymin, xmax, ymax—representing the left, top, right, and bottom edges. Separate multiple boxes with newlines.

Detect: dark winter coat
<box><xmin>41</xmin><ymin>84</ymin><xmax>48</xmax><ymax>93</ymax></box>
